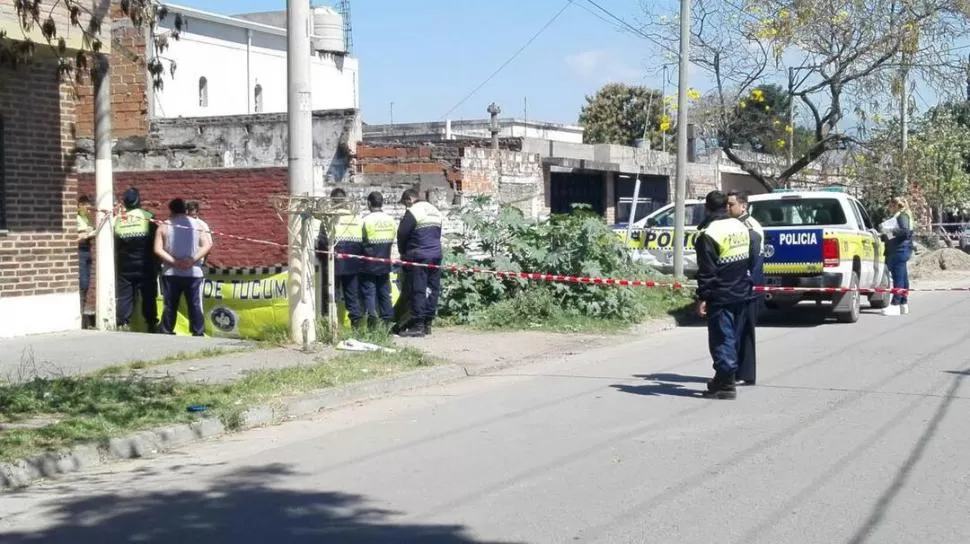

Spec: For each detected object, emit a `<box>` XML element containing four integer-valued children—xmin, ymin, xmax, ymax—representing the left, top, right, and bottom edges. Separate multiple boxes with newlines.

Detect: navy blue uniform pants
<box><xmin>117</xmin><ymin>273</ymin><xmax>158</xmax><ymax>328</ymax></box>
<box><xmin>361</xmin><ymin>273</ymin><xmax>393</xmax><ymax>321</ymax></box>
<box><xmin>160</xmin><ymin>276</ymin><xmax>205</xmax><ymax>336</ymax></box>
<box><xmin>887</xmin><ymin>247</ymin><xmax>912</xmax><ymax>305</ymax></box>
<box><xmin>707</xmin><ymin>301</ymin><xmax>747</xmax><ymax>379</ymax></box>
<box><xmin>79</xmin><ymin>246</ymin><xmax>92</xmax><ymax>312</ymax></box>
<box><xmin>337</xmin><ymin>274</ymin><xmax>363</xmax><ymax>321</ymax></box>
<box><xmin>736</xmin><ymin>296</ymin><xmax>761</xmax><ymax>383</ymax></box>
<box><xmin>409</xmin><ymin>260</ymin><xmax>442</xmax><ymax>321</ymax></box>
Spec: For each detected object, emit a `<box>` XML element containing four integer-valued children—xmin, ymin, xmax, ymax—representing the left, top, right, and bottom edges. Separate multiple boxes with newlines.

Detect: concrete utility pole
<box><xmin>93</xmin><ymin>54</ymin><xmax>116</xmax><ymax>331</ymax></box>
<box><xmin>672</xmin><ymin>0</ymin><xmax>691</xmax><ymax>279</ymax></box>
<box><xmin>287</xmin><ymin>0</ymin><xmax>316</xmax><ymax>345</ymax></box>
<box><xmin>900</xmin><ymin>57</ymin><xmax>909</xmax><ymax>190</ymax></box>
<box><xmin>787</xmin><ymin>67</ymin><xmax>795</xmax><ymax>169</ymax></box>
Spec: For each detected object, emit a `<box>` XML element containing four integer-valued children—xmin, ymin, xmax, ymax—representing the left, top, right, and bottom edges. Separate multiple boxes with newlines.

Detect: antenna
<box><xmin>338</xmin><ymin>0</ymin><xmax>353</xmax><ymax>54</ymax></box>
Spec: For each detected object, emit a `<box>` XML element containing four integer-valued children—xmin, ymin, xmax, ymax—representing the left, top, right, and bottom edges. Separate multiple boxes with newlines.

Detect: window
<box><xmin>198</xmin><ymin>77</ymin><xmax>208</xmax><ymax>108</ymax></box>
<box><xmin>749</xmin><ymin>197</ymin><xmax>848</xmax><ymax>227</ymax></box>
<box><xmin>650</xmin><ymin>203</ymin><xmax>705</xmax><ymax>227</ymax></box>
<box><xmin>254</xmin><ymin>84</ymin><xmax>263</xmax><ymax>113</ymax></box>
<box><xmin>853</xmin><ymin>199</ymin><xmax>875</xmax><ymax>230</ymax></box>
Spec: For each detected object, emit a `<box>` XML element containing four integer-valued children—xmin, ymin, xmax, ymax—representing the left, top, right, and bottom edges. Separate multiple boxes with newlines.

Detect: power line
<box><xmin>438</xmin><ymin>1</ymin><xmax>572</xmax><ymax>120</ymax></box>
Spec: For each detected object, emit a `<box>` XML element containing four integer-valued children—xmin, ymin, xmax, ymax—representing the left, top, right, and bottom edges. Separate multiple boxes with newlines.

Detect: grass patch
<box><xmin>0</xmin><ymin>347</ymin><xmax>436</xmax><ymax>463</ymax></box>
<box><xmin>90</xmin><ymin>347</ymin><xmax>253</xmax><ymax>378</ymax></box>
<box><xmin>444</xmin><ymin>284</ymin><xmax>695</xmax><ymax>334</ymax></box>
<box><xmin>254</xmin><ymin>319</ymin><xmax>395</xmax><ymax>348</ymax></box>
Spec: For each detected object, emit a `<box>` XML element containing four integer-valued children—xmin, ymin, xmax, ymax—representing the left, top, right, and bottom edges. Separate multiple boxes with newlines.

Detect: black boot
<box><xmin>350</xmin><ymin>318</ymin><xmax>364</xmax><ymax>333</ymax></box>
<box><xmin>367</xmin><ymin>316</ymin><xmax>379</xmax><ymax>331</ymax></box>
<box><xmin>398</xmin><ymin>319</ymin><xmax>427</xmax><ymax>338</ymax></box>
<box><xmin>703</xmin><ymin>373</ymin><xmax>737</xmax><ymax>399</ymax></box>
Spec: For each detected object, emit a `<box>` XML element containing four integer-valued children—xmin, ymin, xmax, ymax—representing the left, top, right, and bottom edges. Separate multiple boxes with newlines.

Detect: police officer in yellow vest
<box><xmin>727</xmin><ymin>190</ymin><xmax>764</xmax><ymax>386</ymax></box>
<box><xmin>395</xmin><ymin>188</ymin><xmax>443</xmax><ymax>338</ymax></box>
<box><xmin>113</xmin><ymin>187</ymin><xmax>159</xmax><ymax>332</ymax></box>
<box><xmin>360</xmin><ymin>191</ymin><xmax>397</xmax><ymax>330</ymax></box>
<box><xmin>694</xmin><ymin>190</ymin><xmax>753</xmax><ymax>400</ymax></box>
<box><xmin>319</xmin><ymin>188</ymin><xmax>365</xmax><ymax>329</ymax></box>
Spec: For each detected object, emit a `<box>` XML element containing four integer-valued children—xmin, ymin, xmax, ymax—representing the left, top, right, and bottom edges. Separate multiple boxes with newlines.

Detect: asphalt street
<box><xmin>2</xmin><ymin>293</ymin><xmax>969</xmax><ymax>543</ymax></box>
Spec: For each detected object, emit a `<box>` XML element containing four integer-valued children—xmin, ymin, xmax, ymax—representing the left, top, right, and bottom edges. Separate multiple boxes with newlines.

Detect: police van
<box><xmin>747</xmin><ymin>188</ymin><xmax>891</xmax><ymax>323</ymax></box>
<box><xmin>615</xmin><ymin>199</ymin><xmax>706</xmax><ymax>275</ymax></box>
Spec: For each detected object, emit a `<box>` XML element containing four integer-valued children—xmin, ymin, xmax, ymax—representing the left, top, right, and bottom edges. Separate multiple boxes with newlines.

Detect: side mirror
<box><xmin>646</xmin><ymin>217</ymin><xmax>657</xmax><ymax>227</ymax></box>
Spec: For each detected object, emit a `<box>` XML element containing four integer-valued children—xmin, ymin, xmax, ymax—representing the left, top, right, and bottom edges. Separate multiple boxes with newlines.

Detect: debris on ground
<box><xmin>911</xmin><ymin>248</ymin><xmax>970</xmax><ymax>278</ymax></box>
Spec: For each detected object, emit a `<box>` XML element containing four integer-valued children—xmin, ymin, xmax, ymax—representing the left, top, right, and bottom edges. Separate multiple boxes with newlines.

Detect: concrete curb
<box><xmin>0</xmin><ymin>316</ymin><xmax>683</xmax><ymax>492</ymax></box>
<box><xmin>0</xmin><ymin>364</ymin><xmax>468</xmax><ymax>492</ymax></box>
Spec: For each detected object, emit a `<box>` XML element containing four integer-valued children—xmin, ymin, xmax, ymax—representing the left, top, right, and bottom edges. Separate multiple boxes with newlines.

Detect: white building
<box><xmin>153</xmin><ymin>4</ymin><xmax>359</xmax><ymax>118</ymax></box>
<box><xmin>364</xmin><ymin>118</ymin><xmax>585</xmax><ymax>144</ymax></box>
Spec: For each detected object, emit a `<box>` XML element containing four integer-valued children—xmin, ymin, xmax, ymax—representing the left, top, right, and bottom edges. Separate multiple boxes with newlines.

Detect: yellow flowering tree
<box><xmin>640</xmin><ymin>0</ymin><xmax>970</xmax><ymax>191</ymax></box>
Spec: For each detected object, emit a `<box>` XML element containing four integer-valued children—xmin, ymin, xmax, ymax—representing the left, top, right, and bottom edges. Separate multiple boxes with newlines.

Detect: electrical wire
<box><xmin>438</xmin><ymin>1</ymin><xmax>572</xmax><ymax>120</ymax></box>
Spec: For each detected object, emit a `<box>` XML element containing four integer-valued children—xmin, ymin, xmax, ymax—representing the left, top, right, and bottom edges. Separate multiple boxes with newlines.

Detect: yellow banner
<box><xmin>130</xmin><ymin>268</ymin><xmax>400</xmax><ymax>338</ymax></box>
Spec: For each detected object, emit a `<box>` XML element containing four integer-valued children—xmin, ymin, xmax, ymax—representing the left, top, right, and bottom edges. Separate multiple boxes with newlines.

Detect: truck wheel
<box><xmin>868</xmin><ymin>268</ymin><xmax>892</xmax><ymax>309</ymax></box>
<box><xmin>835</xmin><ymin>271</ymin><xmax>861</xmax><ymax>323</ymax></box>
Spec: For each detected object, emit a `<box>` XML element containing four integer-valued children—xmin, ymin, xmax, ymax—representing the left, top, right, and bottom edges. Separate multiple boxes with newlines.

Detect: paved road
<box><xmin>2</xmin><ymin>294</ymin><xmax>969</xmax><ymax>543</ymax></box>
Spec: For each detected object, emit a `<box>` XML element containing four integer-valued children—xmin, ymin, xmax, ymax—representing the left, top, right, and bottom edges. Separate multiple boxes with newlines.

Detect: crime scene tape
<box><xmin>83</xmin><ymin>206</ymin><xmax>970</xmax><ymax>295</ymax></box>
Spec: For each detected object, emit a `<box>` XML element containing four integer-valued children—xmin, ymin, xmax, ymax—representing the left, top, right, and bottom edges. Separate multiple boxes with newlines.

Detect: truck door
<box><xmin>851</xmin><ymin>199</ymin><xmax>882</xmax><ymax>285</ymax></box>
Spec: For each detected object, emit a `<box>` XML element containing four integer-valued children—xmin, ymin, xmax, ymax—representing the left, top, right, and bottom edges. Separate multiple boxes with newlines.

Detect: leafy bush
<box><xmin>438</xmin><ymin>196</ymin><xmax>690</xmax><ymax>326</ymax></box>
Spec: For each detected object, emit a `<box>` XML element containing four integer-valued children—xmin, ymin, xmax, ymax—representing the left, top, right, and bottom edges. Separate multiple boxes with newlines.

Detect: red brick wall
<box><xmin>0</xmin><ymin>58</ymin><xmax>78</xmax><ymax>298</ymax></box>
<box><xmin>78</xmin><ymin>168</ymin><xmax>289</xmax><ymax>268</ymax></box>
<box><xmin>356</xmin><ymin>143</ymin><xmax>462</xmax><ymax>188</ymax></box>
<box><xmin>75</xmin><ymin>4</ymin><xmax>150</xmax><ymax>139</ymax></box>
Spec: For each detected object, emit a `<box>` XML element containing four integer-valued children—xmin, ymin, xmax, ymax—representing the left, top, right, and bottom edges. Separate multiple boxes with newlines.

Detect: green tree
<box><xmin>642</xmin><ymin>0</ymin><xmax>970</xmax><ymax>190</ymax></box>
<box><xmin>578</xmin><ymin>83</ymin><xmax>664</xmax><ymax>147</ymax></box>
<box><xmin>909</xmin><ymin>109</ymin><xmax>970</xmax><ymax>220</ymax></box>
<box><xmin>1</xmin><ymin>1</ymin><xmax>182</xmax><ymax>88</ymax></box>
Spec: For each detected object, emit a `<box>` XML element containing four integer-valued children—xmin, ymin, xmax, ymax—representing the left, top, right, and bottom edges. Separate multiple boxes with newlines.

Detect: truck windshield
<box><xmin>749</xmin><ymin>197</ymin><xmax>847</xmax><ymax>227</ymax></box>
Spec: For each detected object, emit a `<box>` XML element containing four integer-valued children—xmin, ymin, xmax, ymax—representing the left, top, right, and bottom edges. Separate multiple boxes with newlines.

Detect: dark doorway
<box><xmin>614</xmin><ymin>174</ymin><xmax>669</xmax><ymax>225</ymax></box>
<box><xmin>549</xmin><ymin>171</ymin><xmax>604</xmax><ymax>215</ymax></box>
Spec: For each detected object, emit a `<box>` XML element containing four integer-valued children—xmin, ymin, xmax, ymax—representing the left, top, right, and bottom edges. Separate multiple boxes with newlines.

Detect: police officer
<box><xmin>319</xmin><ymin>188</ymin><xmax>365</xmax><ymax>330</ymax></box>
<box><xmin>396</xmin><ymin>188</ymin><xmax>443</xmax><ymax>338</ymax></box>
<box><xmin>727</xmin><ymin>190</ymin><xmax>764</xmax><ymax>386</ymax></box>
<box><xmin>694</xmin><ymin>190</ymin><xmax>753</xmax><ymax>400</ymax></box>
<box><xmin>113</xmin><ymin>187</ymin><xmax>159</xmax><ymax>332</ymax></box>
<box><xmin>360</xmin><ymin>191</ymin><xmax>397</xmax><ymax>330</ymax></box>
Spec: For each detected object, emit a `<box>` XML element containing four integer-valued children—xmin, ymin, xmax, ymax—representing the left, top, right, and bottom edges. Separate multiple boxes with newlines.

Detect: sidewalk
<box><xmin>0</xmin><ymin>330</ymin><xmax>253</xmax><ymax>380</ymax></box>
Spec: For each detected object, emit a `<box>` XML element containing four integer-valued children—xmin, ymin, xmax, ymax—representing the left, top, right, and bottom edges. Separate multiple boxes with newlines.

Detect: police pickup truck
<box><xmin>747</xmin><ymin>189</ymin><xmax>892</xmax><ymax>323</ymax></box>
<box><xmin>614</xmin><ymin>199</ymin><xmax>706</xmax><ymax>275</ymax></box>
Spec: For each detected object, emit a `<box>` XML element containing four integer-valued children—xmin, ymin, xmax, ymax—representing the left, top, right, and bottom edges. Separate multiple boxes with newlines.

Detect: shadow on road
<box><xmin>636</xmin><ymin>373</ymin><xmax>709</xmax><ymax>384</ymax></box>
<box><xmin>0</xmin><ymin>464</ymin><xmax>519</xmax><ymax>544</ymax></box>
<box><xmin>671</xmin><ymin>305</ymin><xmax>833</xmax><ymax>329</ymax></box>
<box><xmin>844</xmin><ymin>367</ymin><xmax>969</xmax><ymax>544</ymax></box>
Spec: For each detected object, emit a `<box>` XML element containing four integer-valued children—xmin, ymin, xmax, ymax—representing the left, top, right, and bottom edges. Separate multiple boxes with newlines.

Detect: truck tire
<box><xmin>835</xmin><ymin>271</ymin><xmax>861</xmax><ymax>323</ymax></box>
<box><xmin>868</xmin><ymin>268</ymin><xmax>892</xmax><ymax>309</ymax></box>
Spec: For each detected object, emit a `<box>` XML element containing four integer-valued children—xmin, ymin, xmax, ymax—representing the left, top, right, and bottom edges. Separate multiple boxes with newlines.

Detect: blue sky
<box><xmin>176</xmin><ymin>0</ymin><xmax>688</xmax><ymax>125</ymax></box>
<box><xmin>178</xmin><ymin>0</ymin><xmax>959</xmax><ymax>128</ymax></box>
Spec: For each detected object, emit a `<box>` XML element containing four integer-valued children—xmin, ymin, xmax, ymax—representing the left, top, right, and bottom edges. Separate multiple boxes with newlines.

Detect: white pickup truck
<box><xmin>747</xmin><ymin>189</ymin><xmax>892</xmax><ymax>323</ymax></box>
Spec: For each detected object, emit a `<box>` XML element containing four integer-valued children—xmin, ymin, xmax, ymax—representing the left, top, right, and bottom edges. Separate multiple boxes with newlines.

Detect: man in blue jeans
<box><xmin>154</xmin><ymin>198</ymin><xmax>213</xmax><ymax>336</ymax></box>
<box><xmin>694</xmin><ymin>190</ymin><xmax>753</xmax><ymax>400</ymax></box>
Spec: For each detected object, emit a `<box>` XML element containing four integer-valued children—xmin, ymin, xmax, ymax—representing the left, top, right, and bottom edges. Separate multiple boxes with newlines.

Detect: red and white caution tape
<box><xmin>84</xmin><ymin>206</ymin><xmax>970</xmax><ymax>295</ymax></box>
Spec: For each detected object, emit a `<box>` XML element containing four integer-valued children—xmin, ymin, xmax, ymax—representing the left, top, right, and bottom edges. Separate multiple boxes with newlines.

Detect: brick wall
<box><xmin>0</xmin><ymin>58</ymin><xmax>78</xmax><ymax>299</ymax></box>
<box><xmin>356</xmin><ymin>143</ymin><xmax>462</xmax><ymax>187</ymax></box>
<box><xmin>75</xmin><ymin>5</ymin><xmax>149</xmax><ymax>139</ymax></box>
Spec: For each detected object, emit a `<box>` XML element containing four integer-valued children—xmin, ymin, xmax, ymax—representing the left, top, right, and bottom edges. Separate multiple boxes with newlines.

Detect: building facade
<box><xmin>0</xmin><ymin>5</ymin><xmax>95</xmax><ymax>338</ymax></box>
<box><xmin>151</xmin><ymin>4</ymin><xmax>359</xmax><ymax>118</ymax></box>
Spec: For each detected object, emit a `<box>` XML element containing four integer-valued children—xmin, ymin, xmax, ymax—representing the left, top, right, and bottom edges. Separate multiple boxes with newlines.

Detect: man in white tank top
<box><xmin>154</xmin><ymin>198</ymin><xmax>213</xmax><ymax>336</ymax></box>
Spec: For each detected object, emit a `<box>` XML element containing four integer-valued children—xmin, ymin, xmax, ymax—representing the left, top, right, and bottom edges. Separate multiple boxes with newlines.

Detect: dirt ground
<box><xmin>394</xmin><ymin>318</ymin><xmax>678</xmax><ymax>376</ymax></box>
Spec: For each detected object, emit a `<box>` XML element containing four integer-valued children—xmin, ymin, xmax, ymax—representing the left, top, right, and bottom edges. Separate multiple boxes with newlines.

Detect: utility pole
<box><xmin>900</xmin><ymin>56</ymin><xmax>909</xmax><ymax>191</ymax></box>
<box><xmin>93</xmin><ymin>54</ymin><xmax>116</xmax><ymax>331</ymax></box>
<box><xmin>287</xmin><ymin>0</ymin><xmax>316</xmax><ymax>345</ymax></box>
<box><xmin>787</xmin><ymin>67</ymin><xmax>794</xmax><ymax>169</ymax></box>
<box><xmin>672</xmin><ymin>0</ymin><xmax>691</xmax><ymax>279</ymax></box>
